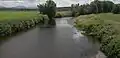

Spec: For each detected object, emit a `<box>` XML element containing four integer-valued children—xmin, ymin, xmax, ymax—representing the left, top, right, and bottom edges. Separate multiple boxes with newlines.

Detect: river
<box><xmin>0</xmin><ymin>17</ymin><xmax>105</xmax><ymax>58</ymax></box>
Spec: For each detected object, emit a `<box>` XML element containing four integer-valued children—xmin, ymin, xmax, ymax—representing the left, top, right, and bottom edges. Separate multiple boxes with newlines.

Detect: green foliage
<box><xmin>71</xmin><ymin>4</ymin><xmax>80</xmax><ymax>16</ymax></box>
<box><xmin>71</xmin><ymin>0</ymin><xmax>120</xmax><ymax>16</ymax></box>
<box><xmin>74</xmin><ymin>14</ymin><xmax>120</xmax><ymax>58</ymax></box>
<box><xmin>37</xmin><ymin>0</ymin><xmax>56</xmax><ymax>19</ymax></box>
<box><xmin>101</xmin><ymin>38</ymin><xmax>120</xmax><ymax>58</ymax></box>
<box><xmin>37</xmin><ymin>0</ymin><xmax>56</xmax><ymax>25</ymax></box>
<box><xmin>112</xmin><ymin>4</ymin><xmax>120</xmax><ymax>14</ymax></box>
<box><xmin>90</xmin><ymin>1</ymin><xmax>114</xmax><ymax>13</ymax></box>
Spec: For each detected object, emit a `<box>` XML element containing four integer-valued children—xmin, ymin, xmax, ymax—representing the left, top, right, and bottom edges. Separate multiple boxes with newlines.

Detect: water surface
<box><xmin>0</xmin><ymin>17</ymin><xmax>100</xmax><ymax>58</ymax></box>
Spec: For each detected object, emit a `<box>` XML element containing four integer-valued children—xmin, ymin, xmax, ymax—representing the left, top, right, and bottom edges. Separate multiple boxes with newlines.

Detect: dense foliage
<box><xmin>74</xmin><ymin>14</ymin><xmax>120</xmax><ymax>58</ymax></box>
<box><xmin>112</xmin><ymin>4</ymin><xmax>120</xmax><ymax>14</ymax></box>
<box><xmin>71</xmin><ymin>0</ymin><xmax>120</xmax><ymax>17</ymax></box>
<box><xmin>37</xmin><ymin>0</ymin><xmax>56</xmax><ymax>25</ymax></box>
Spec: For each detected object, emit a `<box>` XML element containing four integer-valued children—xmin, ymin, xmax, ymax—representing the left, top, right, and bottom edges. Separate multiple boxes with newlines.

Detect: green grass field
<box><xmin>0</xmin><ymin>11</ymin><xmax>39</xmax><ymax>21</ymax></box>
<box><xmin>76</xmin><ymin>13</ymin><xmax>120</xmax><ymax>31</ymax></box>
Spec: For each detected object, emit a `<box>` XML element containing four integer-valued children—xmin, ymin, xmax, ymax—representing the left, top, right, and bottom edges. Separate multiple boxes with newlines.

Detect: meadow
<box><xmin>0</xmin><ymin>11</ymin><xmax>39</xmax><ymax>21</ymax></box>
<box><xmin>75</xmin><ymin>13</ymin><xmax>120</xmax><ymax>58</ymax></box>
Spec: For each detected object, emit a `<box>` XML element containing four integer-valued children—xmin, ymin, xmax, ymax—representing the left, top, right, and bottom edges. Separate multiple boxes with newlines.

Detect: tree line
<box><xmin>71</xmin><ymin>0</ymin><xmax>120</xmax><ymax>17</ymax></box>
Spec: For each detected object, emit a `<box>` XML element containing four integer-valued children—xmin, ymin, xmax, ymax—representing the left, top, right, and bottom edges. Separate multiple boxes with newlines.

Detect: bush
<box><xmin>101</xmin><ymin>38</ymin><xmax>120</xmax><ymax>58</ymax></box>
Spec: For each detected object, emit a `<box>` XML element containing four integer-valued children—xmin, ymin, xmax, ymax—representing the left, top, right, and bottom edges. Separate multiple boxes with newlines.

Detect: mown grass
<box><xmin>75</xmin><ymin>13</ymin><xmax>120</xmax><ymax>58</ymax></box>
<box><xmin>0</xmin><ymin>11</ymin><xmax>39</xmax><ymax>21</ymax></box>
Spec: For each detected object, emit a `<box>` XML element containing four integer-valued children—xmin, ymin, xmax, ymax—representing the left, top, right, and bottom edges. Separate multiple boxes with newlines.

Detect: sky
<box><xmin>0</xmin><ymin>0</ymin><xmax>120</xmax><ymax>8</ymax></box>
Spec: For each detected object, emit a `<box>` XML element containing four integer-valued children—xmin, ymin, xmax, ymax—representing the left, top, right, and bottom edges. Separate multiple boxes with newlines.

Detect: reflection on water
<box><xmin>0</xmin><ymin>17</ymin><xmax>103</xmax><ymax>58</ymax></box>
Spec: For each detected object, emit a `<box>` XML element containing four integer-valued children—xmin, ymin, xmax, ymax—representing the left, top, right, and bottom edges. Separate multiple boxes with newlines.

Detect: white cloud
<box><xmin>0</xmin><ymin>0</ymin><xmax>120</xmax><ymax>8</ymax></box>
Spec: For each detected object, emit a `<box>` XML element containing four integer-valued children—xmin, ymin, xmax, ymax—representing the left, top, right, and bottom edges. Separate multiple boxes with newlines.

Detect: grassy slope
<box><xmin>75</xmin><ymin>13</ymin><xmax>120</xmax><ymax>57</ymax></box>
<box><xmin>0</xmin><ymin>11</ymin><xmax>39</xmax><ymax>21</ymax></box>
<box><xmin>76</xmin><ymin>13</ymin><xmax>120</xmax><ymax>32</ymax></box>
<box><xmin>96</xmin><ymin>13</ymin><xmax>120</xmax><ymax>33</ymax></box>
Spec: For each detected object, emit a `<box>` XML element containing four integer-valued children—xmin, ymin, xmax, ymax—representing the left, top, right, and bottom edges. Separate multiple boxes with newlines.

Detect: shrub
<box><xmin>101</xmin><ymin>38</ymin><xmax>120</xmax><ymax>58</ymax></box>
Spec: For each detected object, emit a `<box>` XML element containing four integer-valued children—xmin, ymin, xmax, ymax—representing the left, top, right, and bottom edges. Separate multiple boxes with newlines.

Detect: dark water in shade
<box><xmin>0</xmin><ymin>17</ymin><xmax>100</xmax><ymax>58</ymax></box>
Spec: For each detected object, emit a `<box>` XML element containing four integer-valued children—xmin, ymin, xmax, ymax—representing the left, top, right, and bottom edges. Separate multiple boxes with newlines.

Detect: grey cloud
<box><xmin>0</xmin><ymin>0</ymin><xmax>120</xmax><ymax>8</ymax></box>
<box><xmin>70</xmin><ymin>0</ymin><xmax>83</xmax><ymax>2</ymax></box>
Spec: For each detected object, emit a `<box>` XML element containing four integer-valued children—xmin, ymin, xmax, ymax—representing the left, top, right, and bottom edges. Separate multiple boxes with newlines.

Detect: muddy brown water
<box><xmin>0</xmin><ymin>17</ymin><xmax>101</xmax><ymax>58</ymax></box>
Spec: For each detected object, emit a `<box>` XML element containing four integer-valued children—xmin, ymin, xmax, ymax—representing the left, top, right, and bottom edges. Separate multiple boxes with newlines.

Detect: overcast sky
<box><xmin>0</xmin><ymin>0</ymin><xmax>120</xmax><ymax>8</ymax></box>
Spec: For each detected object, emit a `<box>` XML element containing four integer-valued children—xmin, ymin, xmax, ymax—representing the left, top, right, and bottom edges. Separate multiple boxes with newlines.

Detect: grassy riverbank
<box><xmin>74</xmin><ymin>13</ymin><xmax>120</xmax><ymax>58</ymax></box>
<box><xmin>0</xmin><ymin>11</ymin><xmax>48</xmax><ymax>37</ymax></box>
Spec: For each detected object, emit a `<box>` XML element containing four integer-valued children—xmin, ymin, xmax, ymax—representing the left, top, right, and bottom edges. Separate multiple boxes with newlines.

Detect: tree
<box><xmin>71</xmin><ymin>4</ymin><xmax>80</xmax><ymax>17</ymax></box>
<box><xmin>90</xmin><ymin>1</ymin><xmax>99</xmax><ymax>13</ymax></box>
<box><xmin>37</xmin><ymin>0</ymin><xmax>56</xmax><ymax>25</ymax></box>
<box><xmin>71</xmin><ymin>0</ymin><xmax>118</xmax><ymax>15</ymax></box>
<box><xmin>112</xmin><ymin>4</ymin><xmax>120</xmax><ymax>14</ymax></box>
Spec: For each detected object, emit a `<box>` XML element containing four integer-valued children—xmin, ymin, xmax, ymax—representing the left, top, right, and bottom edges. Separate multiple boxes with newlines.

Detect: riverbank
<box><xmin>75</xmin><ymin>29</ymin><xmax>106</xmax><ymax>58</ymax></box>
<box><xmin>0</xmin><ymin>17</ymin><xmax>102</xmax><ymax>58</ymax></box>
<box><xmin>74</xmin><ymin>13</ymin><xmax>120</xmax><ymax>58</ymax></box>
<box><xmin>0</xmin><ymin>11</ymin><xmax>48</xmax><ymax>38</ymax></box>
<box><xmin>66</xmin><ymin>17</ymin><xmax>106</xmax><ymax>58</ymax></box>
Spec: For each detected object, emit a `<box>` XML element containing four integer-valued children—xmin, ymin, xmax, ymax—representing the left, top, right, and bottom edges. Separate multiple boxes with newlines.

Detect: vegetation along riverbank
<box><xmin>72</xmin><ymin>0</ymin><xmax>120</xmax><ymax>58</ymax></box>
<box><xmin>0</xmin><ymin>0</ymin><xmax>120</xmax><ymax>58</ymax></box>
<box><xmin>74</xmin><ymin>13</ymin><xmax>120</xmax><ymax>58</ymax></box>
<box><xmin>0</xmin><ymin>11</ymin><xmax>49</xmax><ymax>37</ymax></box>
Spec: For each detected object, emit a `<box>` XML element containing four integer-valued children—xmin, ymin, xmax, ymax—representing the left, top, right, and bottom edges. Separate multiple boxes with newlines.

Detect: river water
<box><xmin>0</xmin><ymin>17</ymin><xmax>104</xmax><ymax>58</ymax></box>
